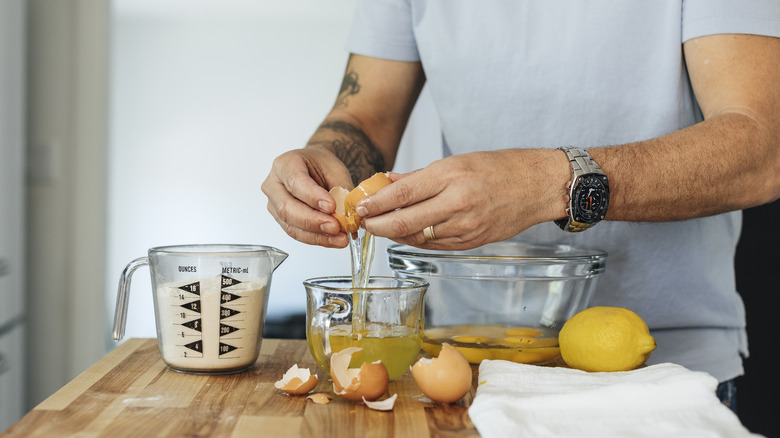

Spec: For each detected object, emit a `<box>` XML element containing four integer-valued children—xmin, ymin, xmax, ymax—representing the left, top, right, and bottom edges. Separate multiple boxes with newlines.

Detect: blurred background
<box><xmin>0</xmin><ymin>0</ymin><xmax>775</xmax><ymax>435</ymax></box>
<box><xmin>0</xmin><ymin>0</ymin><xmax>440</xmax><ymax>430</ymax></box>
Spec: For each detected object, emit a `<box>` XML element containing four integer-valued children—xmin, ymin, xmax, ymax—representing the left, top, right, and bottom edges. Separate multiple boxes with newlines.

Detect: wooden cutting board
<box><xmin>3</xmin><ymin>338</ymin><xmax>480</xmax><ymax>437</ymax></box>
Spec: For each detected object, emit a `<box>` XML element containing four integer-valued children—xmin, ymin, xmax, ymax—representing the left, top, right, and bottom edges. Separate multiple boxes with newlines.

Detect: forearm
<box><xmin>589</xmin><ymin>111</ymin><xmax>780</xmax><ymax>222</ymax></box>
<box><xmin>304</xmin><ymin>54</ymin><xmax>424</xmax><ymax>187</ymax></box>
<box><xmin>548</xmin><ymin>34</ymin><xmax>780</xmax><ymax>226</ymax></box>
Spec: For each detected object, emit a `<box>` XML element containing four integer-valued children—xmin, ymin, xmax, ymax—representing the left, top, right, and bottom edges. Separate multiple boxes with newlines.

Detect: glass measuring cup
<box><xmin>113</xmin><ymin>244</ymin><xmax>287</xmax><ymax>374</ymax></box>
<box><xmin>305</xmin><ymin>276</ymin><xmax>428</xmax><ymax>381</ymax></box>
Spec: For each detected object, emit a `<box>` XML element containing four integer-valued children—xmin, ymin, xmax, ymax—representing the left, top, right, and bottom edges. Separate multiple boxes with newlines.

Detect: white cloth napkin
<box><xmin>468</xmin><ymin>360</ymin><xmax>761</xmax><ymax>438</ymax></box>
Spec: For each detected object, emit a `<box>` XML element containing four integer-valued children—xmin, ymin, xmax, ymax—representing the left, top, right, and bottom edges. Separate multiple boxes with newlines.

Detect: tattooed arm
<box><xmin>308</xmin><ymin>54</ymin><xmax>426</xmax><ymax>185</ymax></box>
<box><xmin>262</xmin><ymin>54</ymin><xmax>425</xmax><ymax>247</ymax></box>
<box><xmin>308</xmin><ymin>121</ymin><xmax>386</xmax><ymax>187</ymax></box>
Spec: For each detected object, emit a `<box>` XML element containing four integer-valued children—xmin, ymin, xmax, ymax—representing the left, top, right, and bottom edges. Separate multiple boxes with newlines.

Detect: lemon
<box><xmin>559</xmin><ymin>306</ymin><xmax>657</xmax><ymax>372</ymax></box>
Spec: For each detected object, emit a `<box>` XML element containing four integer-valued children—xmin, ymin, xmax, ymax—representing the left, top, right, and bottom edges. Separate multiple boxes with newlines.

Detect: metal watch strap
<box><xmin>561</xmin><ymin>147</ymin><xmax>602</xmax><ymax>180</ymax></box>
<box><xmin>555</xmin><ymin>147</ymin><xmax>606</xmax><ymax>232</ymax></box>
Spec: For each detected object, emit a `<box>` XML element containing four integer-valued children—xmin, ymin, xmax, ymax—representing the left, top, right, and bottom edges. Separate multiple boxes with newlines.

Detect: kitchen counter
<box><xmin>3</xmin><ymin>338</ymin><xmax>479</xmax><ymax>437</ymax></box>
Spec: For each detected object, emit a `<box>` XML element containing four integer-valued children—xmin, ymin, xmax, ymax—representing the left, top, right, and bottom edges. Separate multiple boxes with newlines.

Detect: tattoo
<box><xmin>335</xmin><ymin>70</ymin><xmax>360</xmax><ymax>108</ymax></box>
<box><xmin>319</xmin><ymin>121</ymin><xmax>386</xmax><ymax>185</ymax></box>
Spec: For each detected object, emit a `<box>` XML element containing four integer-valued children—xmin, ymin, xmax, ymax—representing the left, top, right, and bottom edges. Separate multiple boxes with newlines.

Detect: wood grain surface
<box><xmin>2</xmin><ymin>338</ymin><xmax>480</xmax><ymax>437</ymax></box>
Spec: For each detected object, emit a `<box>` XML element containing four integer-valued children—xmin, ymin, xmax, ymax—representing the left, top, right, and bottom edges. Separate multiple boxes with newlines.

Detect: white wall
<box><xmin>108</xmin><ymin>1</ymin><xmax>441</xmax><ymax>339</ymax></box>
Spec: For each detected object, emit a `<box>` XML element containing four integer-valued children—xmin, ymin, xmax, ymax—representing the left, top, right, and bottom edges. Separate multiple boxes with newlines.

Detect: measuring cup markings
<box><xmin>158</xmin><ymin>275</ymin><xmax>267</xmax><ymax>364</ymax></box>
<box><xmin>114</xmin><ymin>244</ymin><xmax>287</xmax><ymax>374</ymax></box>
<box><xmin>179</xmin><ymin>283</ymin><xmax>203</xmax><ymax>357</ymax></box>
<box><xmin>175</xmin><ymin>275</ymin><xmax>254</xmax><ymax>359</ymax></box>
<box><xmin>217</xmin><ymin>275</ymin><xmax>248</xmax><ymax>359</ymax></box>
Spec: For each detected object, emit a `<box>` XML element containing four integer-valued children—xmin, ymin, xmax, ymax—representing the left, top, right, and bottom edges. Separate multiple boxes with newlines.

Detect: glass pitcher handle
<box><xmin>112</xmin><ymin>256</ymin><xmax>149</xmax><ymax>342</ymax></box>
<box><xmin>311</xmin><ymin>298</ymin><xmax>348</xmax><ymax>358</ymax></box>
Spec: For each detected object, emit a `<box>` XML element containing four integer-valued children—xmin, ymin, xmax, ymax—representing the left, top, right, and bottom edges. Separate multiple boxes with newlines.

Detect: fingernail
<box><xmin>328</xmin><ymin>235</ymin><xmax>345</xmax><ymax>247</ymax></box>
<box><xmin>356</xmin><ymin>205</ymin><xmax>368</xmax><ymax>217</ymax></box>
<box><xmin>318</xmin><ymin>199</ymin><xmax>331</xmax><ymax>213</ymax></box>
<box><xmin>320</xmin><ymin>222</ymin><xmax>338</xmax><ymax>234</ymax></box>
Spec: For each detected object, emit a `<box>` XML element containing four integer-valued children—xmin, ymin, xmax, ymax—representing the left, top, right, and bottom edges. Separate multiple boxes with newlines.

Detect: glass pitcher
<box><xmin>113</xmin><ymin>244</ymin><xmax>287</xmax><ymax>374</ymax></box>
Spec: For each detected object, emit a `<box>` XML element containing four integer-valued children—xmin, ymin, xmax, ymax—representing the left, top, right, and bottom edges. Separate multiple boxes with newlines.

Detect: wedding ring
<box><xmin>423</xmin><ymin>225</ymin><xmax>437</xmax><ymax>242</ymax></box>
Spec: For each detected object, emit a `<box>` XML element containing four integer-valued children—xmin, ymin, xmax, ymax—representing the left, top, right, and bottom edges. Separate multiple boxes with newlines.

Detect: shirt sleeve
<box><xmin>683</xmin><ymin>0</ymin><xmax>780</xmax><ymax>42</ymax></box>
<box><xmin>346</xmin><ymin>0</ymin><xmax>420</xmax><ymax>61</ymax></box>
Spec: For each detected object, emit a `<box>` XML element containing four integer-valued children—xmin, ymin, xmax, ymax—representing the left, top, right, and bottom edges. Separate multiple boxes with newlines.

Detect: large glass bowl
<box><xmin>387</xmin><ymin>242</ymin><xmax>607</xmax><ymax>365</ymax></box>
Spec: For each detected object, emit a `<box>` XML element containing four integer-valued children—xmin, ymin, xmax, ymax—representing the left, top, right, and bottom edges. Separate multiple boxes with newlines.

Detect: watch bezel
<box><xmin>556</xmin><ymin>146</ymin><xmax>610</xmax><ymax>232</ymax></box>
<box><xmin>569</xmin><ymin>173</ymin><xmax>610</xmax><ymax>225</ymax></box>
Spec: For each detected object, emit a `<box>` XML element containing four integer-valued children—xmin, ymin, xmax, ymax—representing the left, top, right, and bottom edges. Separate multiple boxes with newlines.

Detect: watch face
<box><xmin>572</xmin><ymin>175</ymin><xmax>609</xmax><ymax>224</ymax></box>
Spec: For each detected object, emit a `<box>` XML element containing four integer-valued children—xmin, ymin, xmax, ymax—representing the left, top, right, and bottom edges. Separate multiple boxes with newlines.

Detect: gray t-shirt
<box><xmin>346</xmin><ymin>0</ymin><xmax>780</xmax><ymax>382</ymax></box>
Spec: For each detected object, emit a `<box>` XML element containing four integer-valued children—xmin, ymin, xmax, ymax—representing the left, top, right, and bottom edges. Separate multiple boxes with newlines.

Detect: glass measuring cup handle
<box><xmin>310</xmin><ymin>298</ymin><xmax>349</xmax><ymax>358</ymax></box>
<box><xmin>112</xmin><ymin>256</ymin><xmax>149</xmax><ymax>342</ymax></box>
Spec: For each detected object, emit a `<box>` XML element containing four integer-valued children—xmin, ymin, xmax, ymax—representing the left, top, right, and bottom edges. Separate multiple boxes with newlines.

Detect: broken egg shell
<box><xmin>331</xmin><ymin>347</ymin><xmax>390</xmax><ymax>402</ymax></box>
<box><xmin>329</xmin><ymin>186</ymin><xmax>360</xmax><ymax>233</ymax></box>
<box><xmin>329</xmin><ymin>172</ymin><xmax>393</xmax><ymax>234</ymax></box>
<box><xmin>329</xmin><ymin>186</ymin><xmax>350</xmax><ymax>216</ymax></box>
<box><xmin>411</xmin><ymin>343</ymin><xmax>472</xmax><ymax>404</ymax></box>
<box><xmin>307</xmin><ymin>393</ymin><xmax>332</xmax><ymax>405</ymax></box>
<box><xmin>344</xmin><ymin>172</ymin><xmax>393</xmax><ymax>213</ymax></box>
<box><xmin>363</xmin><ymin>393</ymin><xmax>397</xmax><ymax>411</ymax></box>
<box><xmin>274</xmin><ymin>364</ymin><xmax>319</xmax><ymax>395</ymax></box>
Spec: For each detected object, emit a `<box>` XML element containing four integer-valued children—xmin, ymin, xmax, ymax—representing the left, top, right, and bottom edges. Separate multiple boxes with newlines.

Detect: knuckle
<box><xmin>393</xmin><ymin>235</ymin><xmax>417</xmax><ymax>247</ymax></box>
<box><xmin>272</xmin><ymin>153</ymin><xmax>288</xmax><ymax>168</ymax></box>
<box><xmin>459</xmin><ymin>217</ymin><xmax>480</xmax><ymax>232</ymax></box>
<box><xmin>300</xmin><ymin>216</ymin><xmax>314</xmax><ymax>232</ymax></box>
<box><xmin>283</xmin><ymin>222</ymin><xmax>297</xmax><ymax>239</ymax></box>
<box><xmin>393</xmin><ymin>183</ymin><xmax>415</xmax><ymax>206</ymax></box>
<box><xmin>315</xmin><ymin>233</ymin><xmax>334</xmax><ymax>248</ymax></box>
<box><xmin>276</xmin><ymin>200</ymin><xmax>290</xmax><ymax>223</ymax></box>
<box><xmin>284</xmin><ymin>173</ymin><xmax>299</xmax><ymax>194</ymax></box>
<box><xmin>389</xmin><ymin>217</ymin><xmax>412</xmax><ymax>237</ymax></box>
<box><xmin>442</xmin><ymin>156</ymin><xmax>468</xmax><ymax>173</ymax></box>
<box><xmin>460</xmin><ymin>231</ymin><xmax>487</xmax><ymax>248</ymax></box>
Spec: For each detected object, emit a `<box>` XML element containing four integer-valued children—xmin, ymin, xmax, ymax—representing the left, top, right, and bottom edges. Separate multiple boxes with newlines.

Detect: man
<box><xmin>262</xmin><ymin>1</ymin><xmax>780</xmax><ymax>409</ymax></box>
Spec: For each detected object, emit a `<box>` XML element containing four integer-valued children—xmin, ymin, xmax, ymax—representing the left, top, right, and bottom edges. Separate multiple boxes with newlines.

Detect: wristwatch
<box><xmin>554</xmin><ymin>147</ymin><xmax>610</xmax><ymax>232</ymax></box>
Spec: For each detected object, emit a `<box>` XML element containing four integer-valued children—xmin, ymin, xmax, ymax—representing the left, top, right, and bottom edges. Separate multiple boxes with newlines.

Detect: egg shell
<box><xmin>329</xmin><ymin>186</ymin><xmax>349</xmax><ymax>217</ymax></box>
<box><xmin>274</xmin><ymin>364</ymin><xmax>319</xmax><ymax>395</ymax></box>
<box><xmin>329</xmin><ymin>186</ymin><xmax>357</xmax><ymax>233</ymax></box>
<box><xmin>307</xmin><ymin>393</ymin><xmax>332</xmax><ymax>404</ymax></box>
<box><xmin>331</xmin><ymin>347</ymin><xmax>390</xmax><ymax>402</ymax></box>
<box><xmin>363</xmin><ymin>393</ymin><xmax>397</xmax><ymax>411</ymax></box>
<box><xmin>420</xmin><ymin>341</ymin><xmax>442</xmax><ymax>357</ymax></box>
<box><xmin>329</xmin><ymin>173</ymin><xmax>393</xmax><ymax>234</ymax></box>
<box><xmin>411</xmin><ymin>343</ymin><xmax>472</xmax><ymax>403</ymax></box>
<box><xmin>344</xmin><ymin>172</ymin><xmax>393</xmax><ymax>213</ymax></box>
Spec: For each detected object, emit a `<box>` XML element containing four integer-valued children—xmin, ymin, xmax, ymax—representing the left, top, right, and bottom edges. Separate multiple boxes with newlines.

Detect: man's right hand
<box><xmin>261</xmin><ymin>144</ymin><xmax>354</xmax><ymax>248</ymax></box>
